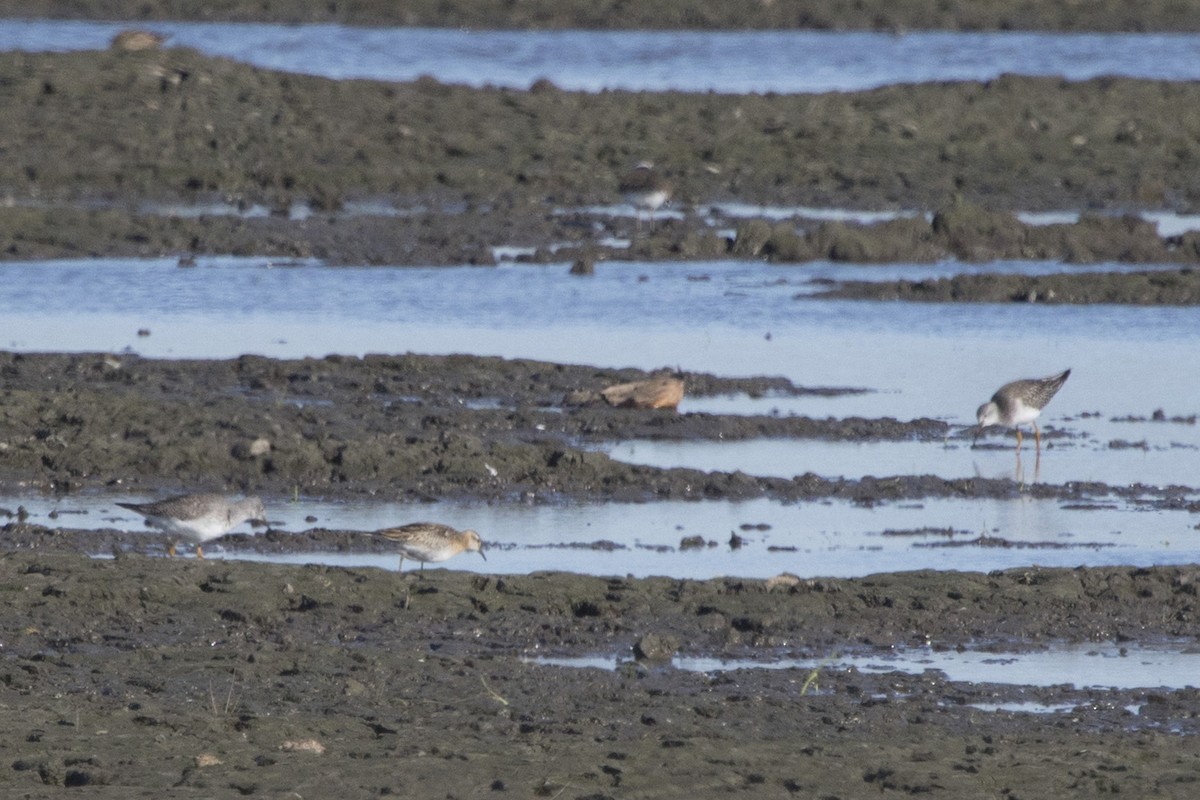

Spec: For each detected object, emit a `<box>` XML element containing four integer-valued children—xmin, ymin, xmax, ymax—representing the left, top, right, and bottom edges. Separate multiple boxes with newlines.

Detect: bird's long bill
<box><xmin>971</xmin><ymin>424</ymin><xmax>981</xmax><ymax>448</ymax></box>
<box><xmin>478</xmin><ymin>547</ymin><xmax>488</xmax><ymax>561</ymax></box>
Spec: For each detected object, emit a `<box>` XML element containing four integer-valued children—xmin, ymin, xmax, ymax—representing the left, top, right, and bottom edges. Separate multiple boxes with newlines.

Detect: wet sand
<box><xmin>5</xmin><ymin>9</ymin><xmax>1200</xmax><ymax>796</ymax></box>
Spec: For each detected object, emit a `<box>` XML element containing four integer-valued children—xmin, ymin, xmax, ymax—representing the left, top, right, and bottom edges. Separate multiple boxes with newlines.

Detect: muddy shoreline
<box><xmin>6</xmin><ymin>14</ymin><xmax>1200</xmax><ymax>797</ymax></box>
<box><xmin>3</xmin><ymin>49</ymin><xmax>1200</xmax><ymax>284</ymax></box>
<box><xmin>11</xmin><ymin>0</ymin><xmax>1200</xmax><ymax>32</ymax></box>
<box><xmin>4</xmin><ymin>550</ymin><xmax>1200</xmax><ymax>796</ymax></box>
<box><xmin>0</xmin><ymin>351</ymin><xmax>1184</xmax><ymax>509</ymax></box>
<box><xmin>6</xmin><ymin>351</ymin><xmax>1200</xmax><ymax>795</ymax></box>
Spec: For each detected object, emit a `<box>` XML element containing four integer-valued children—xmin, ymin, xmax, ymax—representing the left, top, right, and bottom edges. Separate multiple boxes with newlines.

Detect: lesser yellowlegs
<box><xmin>975</xmin><ymin>369</ymin><xmax>1071</xmax><ymax>453</ymax></box>
<box><xmin>619</xmin><ymin>162</ymin><xmax>672</xmax><ymax>233</ymax></box>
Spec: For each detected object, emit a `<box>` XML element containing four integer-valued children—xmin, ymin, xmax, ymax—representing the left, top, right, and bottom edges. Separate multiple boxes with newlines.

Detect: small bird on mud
<box><xmin>619</xmin><ymin>162</ymin><xmax>672</xmax><ymax>234</ymax></box>
<box><xmin>116</xmin><ymin>493</ymin><xmax>268</xmax><ymax>558</ymax></box>
<box><xmin>974</xmin><ymin>368</ymin><xmax>1071</xmax><ymax>454</ymax></box>
<box><xmin>376</xmin><ymin>522</ymin><xmax>487</xmax><ymax>573</ymax></box>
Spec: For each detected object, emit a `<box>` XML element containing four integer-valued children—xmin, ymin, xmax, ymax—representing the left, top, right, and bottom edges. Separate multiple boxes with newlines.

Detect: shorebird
<box><xmin>619</xmin><ymin>162</ymin><xmax>672</xmax><ymax>233</ymax></box>
<box><xmin>109</xmin><ymin>29</ymin><xmax>167</xmax><ymax>51</ymax></box>
<box><xmin>377</xmin><ymin>522</ymin><xmax>487</xmax><ymax>573</ymax></box>
<box><xmin>975</xmin><ymin>369</ymin><xmax>1071</xmax><ymax>454</ymax></box>
<box><xmin>117</xmin><ymin>493</ymin><xmax>267</xmax><ymax>558</ymax></box>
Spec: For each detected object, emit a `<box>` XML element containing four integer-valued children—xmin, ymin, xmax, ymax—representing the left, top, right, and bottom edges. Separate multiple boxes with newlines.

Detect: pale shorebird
<box><xmin>619</xmin><ymin>162</ymin><xmax>672</xmax><ymax>234</ymax></box>
<box><xmin>377</xmin><ymin>522</ymin><xmax>486</xmax><ymax>572</ymax></box>
<box><xmin>117</xmin><ymin>493</ymin><xmax>267</xmax><ymax>558</ymax></box>
<box><xmin>975</xmin><ymin>369</ymin><xmax>1071</xmax><ymax>454</ymax></box>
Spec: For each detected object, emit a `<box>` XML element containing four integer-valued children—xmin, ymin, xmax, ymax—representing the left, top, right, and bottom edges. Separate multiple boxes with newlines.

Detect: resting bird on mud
<box><xmin>116</xmin><ymin>493</ymin><xmax>268</xmax><ymax>558</ymax></box>
<box><xmin>619</xmin><ymin>162</ymin><xmax>672</xmax><ymax>233</ymax></box>
<box><xmin>974</xmin><ymin>369</ymin><xmax>1071</xmax><ymax>454</ymax></box>
<box><xmin>376</xmin><ymin>522</ymin><xmax>487</xmax><ymax>573</ymax></box>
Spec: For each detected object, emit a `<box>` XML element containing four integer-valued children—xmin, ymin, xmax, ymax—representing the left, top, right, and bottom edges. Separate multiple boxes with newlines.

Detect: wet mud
<box><xmin>4</xmin><ymin>352</ymin><xmax>1200</xmax><ymax>797</ymax></box>
<box><xmin>12</xmin><ymin>0</ymin><xmax>1200</xmax><ymax>32</ymax></box>
<box><xmin>4</xmin><ymin>550</ymin><xmax>1200</xmax><ymax>797</ymax></box>
<box><xmin>0</xmin><ymin>351</ymin><xmax>1170</xmax><ymax>509</ymax></box>
<box><xmin>816</xmin><ymin>265</ymin><xmax>1200</xmax><ymax>304</ymax></box>
<box><xmin>3</xmin><ymin>49</ymin><xmax>1200</xmax><ymax>283</ymax></box>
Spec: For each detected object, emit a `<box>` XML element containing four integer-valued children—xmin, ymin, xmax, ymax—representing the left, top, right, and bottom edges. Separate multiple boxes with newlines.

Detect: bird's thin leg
<box><xmin>1014</xmin><ymin>428</ymin><xmax>1024</xmax><ymax>453</ymax></box>
<box><xmin>1034</xmin><ymin>421</ymin><xmax>1042</xmax><ymax>454</ymax></box>
<box><xmin>196</xmin><ymin>545</ymin><xmax>205</xmax><ymax>560</ymax></box>
<box><xmin>398</xmin><ymin>555</ymin><xmax>412</xmax><ymax>608</ymax></box>
<box><xmin>167</xmin><ymin>542</ymin><xmax>177</xmax><ymax>558</ymax></box>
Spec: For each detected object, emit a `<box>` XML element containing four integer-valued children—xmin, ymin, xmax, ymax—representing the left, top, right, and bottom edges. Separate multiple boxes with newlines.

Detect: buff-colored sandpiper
<box><xmin>376</xmin><ymin>522</ymin><xmax>487</xmax><ymax>573</ymax></box>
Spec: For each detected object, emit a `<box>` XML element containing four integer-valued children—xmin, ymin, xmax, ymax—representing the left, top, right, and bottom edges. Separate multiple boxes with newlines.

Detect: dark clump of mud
<box><xmin>817</xmin><ymin>266</ymin><xmax>1200</xmax><ymax>304</ymax></box>
<box><xmin>12</xmin><ymin>0</ymin><xmax>1200</xmax><ymax>32</ymax></box>
<box><xmin>4</xmin><ymin>549</ymin><xmax>1200</xmax><ymax>796</ymax></box>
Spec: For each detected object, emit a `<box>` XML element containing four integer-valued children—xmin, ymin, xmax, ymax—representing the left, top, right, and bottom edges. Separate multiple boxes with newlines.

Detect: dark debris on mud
<box><xmin>4</xmin><ymin>549</ymin><xmax>1200</xmax><ymax>796</ymax></box>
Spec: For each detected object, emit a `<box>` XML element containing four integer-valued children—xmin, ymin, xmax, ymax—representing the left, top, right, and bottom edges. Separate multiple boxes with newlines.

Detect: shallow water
<box><xmin>12</xmin><ymin>492</ymin><xmax>1199</xmax><ymax>579</ymax></box>
<box><xmin>4</xmin><ymin>21</ymin><xmax>1200</xmax><ymax>92</ymax></box>
<box><xmin>601</xmin><ymin>432</ymin><xmax>1200</xmax><ymax>488</ymax></box>
<box><xmin>3</xmin><ymin>257</ymin><xmax>1198</xmax><ymax>578</ymax></box>
<box><xmin>1</xmin><ymin>257</ymin><xmax>1197</xmax><ymax>424</ymax></box>
<box><xmin>527</xmin><ymin>642</ymin><xmax>1200</xmax><ymax>691</ymax></box>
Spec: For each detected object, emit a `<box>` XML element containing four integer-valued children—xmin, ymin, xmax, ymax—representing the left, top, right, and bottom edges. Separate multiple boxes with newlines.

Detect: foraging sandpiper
<box><xmin>117</xmin><ymin>493</ymin><xmax>267</xmax><ymax>558</ymax></box>
<box><xmin>619</xmin><ymin>162</ymin><xmax>672</xmax><ymax>233</ymax></box>
<box><xmin>377</xmin><ymin>522</ymin><xmax>487</xmax><ymax>573</ymax></box>
<box><xmin>975</xmin><ymin>369</ymin><xmax>1071</xmax><ymax>453</ymax></box>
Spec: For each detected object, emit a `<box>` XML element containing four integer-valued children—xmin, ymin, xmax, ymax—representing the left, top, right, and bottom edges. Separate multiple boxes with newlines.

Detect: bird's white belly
<box><xmin>627</xmin><ymin>190</ymin><xmax>668</xmax><ymax>211</ymax></box>
<box><xmin>1007</xmin><ymin>402</ymin><xmax>1043</xmax><ymax>427</ymax></box>
<box><xmin>150</xmin><ymin>515</ymin><xmax>229</xmax><ymax>542</ymax></box>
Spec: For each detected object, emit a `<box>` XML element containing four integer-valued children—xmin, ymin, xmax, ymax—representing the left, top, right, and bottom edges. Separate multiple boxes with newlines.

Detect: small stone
<box><xmin>195</xmin><ymin>753</ymin><xmax>223</xmax><ymax>768</ymax></box>
<box><xmin>280</xmin><ymin>738</ymin><xmax>325</xmax><ymax>754</ymax></box>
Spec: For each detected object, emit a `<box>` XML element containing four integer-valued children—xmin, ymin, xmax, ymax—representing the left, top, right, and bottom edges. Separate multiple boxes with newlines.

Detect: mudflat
<box><xmin>3</xmin><ymin>352</ymin><xmax>1200</xmax><ymax>797</ymax></box>
<box><xmin>4</xmin><ymin>8</ymin><xmax>1200</xmax><ymax>797</ymax></box>
<box><xmin>5</xmin><ymin>552</ymin><xmax>1200</xmax><ymax>797</ymax></box>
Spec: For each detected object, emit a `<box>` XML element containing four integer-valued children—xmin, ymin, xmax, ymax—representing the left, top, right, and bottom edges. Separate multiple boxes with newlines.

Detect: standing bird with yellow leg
<box><xmin>619</xmin><ymin>161</ymin><xmax>672</xmax><ymax>235</ymax></box>
<box><xmin>974</xmin><ymin>369</ymin><xmax>1071</xmax><ymax>454</ymax></box>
